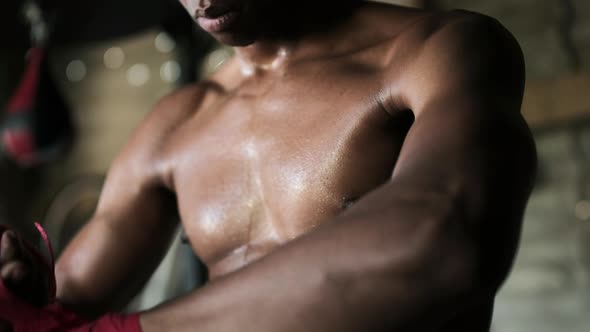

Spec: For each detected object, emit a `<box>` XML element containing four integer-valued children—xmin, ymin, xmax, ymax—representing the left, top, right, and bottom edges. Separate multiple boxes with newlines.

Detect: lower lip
<box><xmin>197</xmin><ymin>11</ymin><xmax>240</xmax><ymax>33</ymax></box>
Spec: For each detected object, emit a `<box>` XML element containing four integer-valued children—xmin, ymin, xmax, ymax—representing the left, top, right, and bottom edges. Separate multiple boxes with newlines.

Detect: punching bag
<box><xmin>1</xmin><ymin>1</ymin><xmax>74</xmax><ymax>168</ymax></box>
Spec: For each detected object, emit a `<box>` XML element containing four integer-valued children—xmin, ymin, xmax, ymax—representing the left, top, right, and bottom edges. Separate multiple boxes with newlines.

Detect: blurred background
<box><xmin>0</xmin><ymin>0</ymin><xmax>588</xmax><ymax>331</ymax></box>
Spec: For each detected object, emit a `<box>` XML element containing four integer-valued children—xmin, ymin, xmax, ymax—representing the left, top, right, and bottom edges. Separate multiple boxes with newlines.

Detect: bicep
<box><xmin>393</xmin><ymin>96</ymin><xmax>536</xmax><ymax>207</ymax></box>
<box><xmin>398</xmin><ymin>14</ymin><xmax>534</xmax><ymax>211</ymax></box>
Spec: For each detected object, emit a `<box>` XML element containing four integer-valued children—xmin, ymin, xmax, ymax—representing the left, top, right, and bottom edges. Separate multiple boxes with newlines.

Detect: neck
<box><xmin>233</xmin><ymin>41</ymin><xmax>293</xmax><ymax>76</ymax></box>
<box><xmin>233</xmin><ymin>0</ymin><xmax>363</xmax><ymax>76</ymax></box>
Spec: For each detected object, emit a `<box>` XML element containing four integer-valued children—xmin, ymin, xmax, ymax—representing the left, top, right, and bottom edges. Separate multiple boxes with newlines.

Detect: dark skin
<box><xmin>0</xmin><ymin>1</ymin><xmax>537</xmax><ymax>331</ymax></box>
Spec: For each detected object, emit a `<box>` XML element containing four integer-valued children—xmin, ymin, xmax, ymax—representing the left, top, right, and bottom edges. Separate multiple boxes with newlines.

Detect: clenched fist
<box><xmin>0</xmin><ymin>228</ymin><xmax>50</xmax><ymax>307</ymax></box>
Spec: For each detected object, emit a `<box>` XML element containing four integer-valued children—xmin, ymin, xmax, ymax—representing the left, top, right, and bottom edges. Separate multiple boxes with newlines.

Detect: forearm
<box><xmin>56</xmin><ymin>214</ymin><xmax>178</xmax><ymax>317</ymax></box>
<box><xmin>141</xmin><ymin>185</ymin><xmax>478</xmax><ymax>332</ymax></box>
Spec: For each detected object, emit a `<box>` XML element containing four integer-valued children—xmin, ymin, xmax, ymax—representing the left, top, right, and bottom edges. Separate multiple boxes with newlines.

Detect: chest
<box><xmin>165</xmin><ymin>69</ymin><xmax>412</xmax><ymax>266</ymax></box>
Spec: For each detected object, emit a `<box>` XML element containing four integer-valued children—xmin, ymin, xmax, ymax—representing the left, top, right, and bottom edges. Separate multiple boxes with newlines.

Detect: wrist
<box><xmin>49</xmin><ymin>303</ymin><xmax>143</xmax><ymax>332</ymax></box>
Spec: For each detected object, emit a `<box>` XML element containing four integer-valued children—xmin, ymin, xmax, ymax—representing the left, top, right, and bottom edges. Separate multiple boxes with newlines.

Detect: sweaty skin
<box><xmin>1</xmin><ymin>1</ymin><xmax>536</xmax><ymax>331</ymax></box>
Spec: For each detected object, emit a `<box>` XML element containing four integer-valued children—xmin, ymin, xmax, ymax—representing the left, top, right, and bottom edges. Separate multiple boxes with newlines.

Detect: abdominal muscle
<box><xmin>188</xmin><ymin>209</ymin><xmax>330</xmax><ymax>280</ymax></box>
<box><xmin>206</xmin><ymin>244</ymin><xmax>274</xmax><ymax>278</ymax></box>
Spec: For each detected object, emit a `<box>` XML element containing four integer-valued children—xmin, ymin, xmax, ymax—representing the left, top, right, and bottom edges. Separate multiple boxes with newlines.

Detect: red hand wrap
<box><xmin>0</xmin><ymin>224</ymin><xmax>142</xmax><ymax>332</ymax></box>
<box><xmin>69</xmin><ymin>311</ymin><xmax>141</xmax><ymax>332</ymax></box>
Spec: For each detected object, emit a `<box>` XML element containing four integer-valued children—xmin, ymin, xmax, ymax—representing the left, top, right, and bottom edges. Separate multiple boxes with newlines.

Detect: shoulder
<box><xmin>146</xmin><ymin>82</ymin><xmax>221</xmax><ymax>134</ymax></box>
<box><xmin>377</xmin><ymin>10</ymin><xmax>536</xmax><ymax>171</ymax></box>
<box><xmin>417</xmin><ymin>10</ymin><xmax>524</xmax><ymax>78</ymax></box>
<box><xmin>130</xmin><ymin>81</ymin><xmax>222</xmax><ymax>150</ymax></box>
<box><xmin>398</xmin><ymin>9</ymin><xmax>524</xmax><ymax>69</ymax></box>
<box><xmin>389</xmin><ymin>10</ymin><xmax>525</xmax><ymax>112</ymax></box>
<box><xmin>111</xmin><ymin>82</ymin><xmax>221</xmax><ymax>181</ymax></box>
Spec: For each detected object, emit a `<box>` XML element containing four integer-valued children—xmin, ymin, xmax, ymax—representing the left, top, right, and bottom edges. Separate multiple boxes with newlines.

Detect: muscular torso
<box><xmin>147</xmin><ymin>4</ymin><xmax>422</xmax><ymax>279</ymax></box>
<box><xmin>166</xmin><ymin>58</ymin><xmax>410</xmax><ymax>278</ymax></box>
<box><xmin>145</xmin><ymin>5</ymin><xmax>492</xmax><ymax>330</ymax></box>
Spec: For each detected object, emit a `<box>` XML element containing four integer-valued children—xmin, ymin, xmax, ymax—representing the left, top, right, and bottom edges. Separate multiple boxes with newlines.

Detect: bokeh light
<box><xmin>160</xmin><ymin>61</ymin><xmax>182</xmax><ymax>83</ymax></box>
<box><xmin>66</xmin><ymin>60</ymin><xmax>87</xmax><ymax>82</ymax></box>
<box><xmin>104</xmin><ymin>47</ymin><xmax>126</xmax><ymax>69</ymax></box>
<box><xmin>154</xmin><ymin>32</ymin><xmax>176</xmax><ymax>53</ymax></box>
<box><xmin>576</xmin><ymin>201</ymin><xmax>590</xmax><ymax>221</ymax></box>
<box><xmin>127</xmin><ymin>64</ymin><xmax>151</xmax><ymax>87</ymax></box>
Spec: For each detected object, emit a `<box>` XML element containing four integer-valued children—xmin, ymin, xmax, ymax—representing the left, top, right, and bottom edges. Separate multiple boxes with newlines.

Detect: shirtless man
<box><xmin>0</xmin><ymin>0</ymin><xmax>537</xmax><ymax>331</ymax></box>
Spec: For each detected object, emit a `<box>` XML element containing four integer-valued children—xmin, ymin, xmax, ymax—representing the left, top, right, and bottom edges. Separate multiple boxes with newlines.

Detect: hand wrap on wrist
<box><xmin>0</xmin><ymin>224</ymin><xmax>141</xmax><ymax>332</ymax></box>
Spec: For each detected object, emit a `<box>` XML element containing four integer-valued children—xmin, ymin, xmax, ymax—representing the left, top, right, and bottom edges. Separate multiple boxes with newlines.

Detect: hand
<box><xmin>0</xmin><ymin>228</ymin><xmax>49</xmax><ymax>306</ymax></box>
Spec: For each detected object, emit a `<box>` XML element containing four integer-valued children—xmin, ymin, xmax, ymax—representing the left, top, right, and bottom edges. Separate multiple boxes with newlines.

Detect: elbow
<box><xmin>336</xmin><ymin>184</ymin><xmax>485</xmax><ymax>304</ymax></box>
<box><xmin>55</xmin><ymin>260</ymin><xmax>85</xmax><ymax>307</ymax></box>
<box><xmin>396</xmin><ymin>235</ymin><xmax>480</xmax><ymax>308</ymax></box>
<box><xmin>55</xmin><ymin>260</ymin><xmax>105</xmax><ymax>317</ymax></box>
<box><xmin>392</xmin><ymin>189</ymin><xmax>480</xmax><ymax>298</ymax></box>
<box><xmin>410</xmin><ymin>194</ymin><xmax>506</xmax><ymax>301</ymax></box>
<box><xmin>55</xmin><ymin>260</ymin><xmax>77</xmax><ymax>298</ymax></box>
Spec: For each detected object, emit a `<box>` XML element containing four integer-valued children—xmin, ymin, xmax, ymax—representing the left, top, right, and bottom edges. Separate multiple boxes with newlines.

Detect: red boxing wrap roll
<box><xmin>0</xmin><ymin>224</ymin><xmax>141</xmax><ymax>332</ymax></box>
